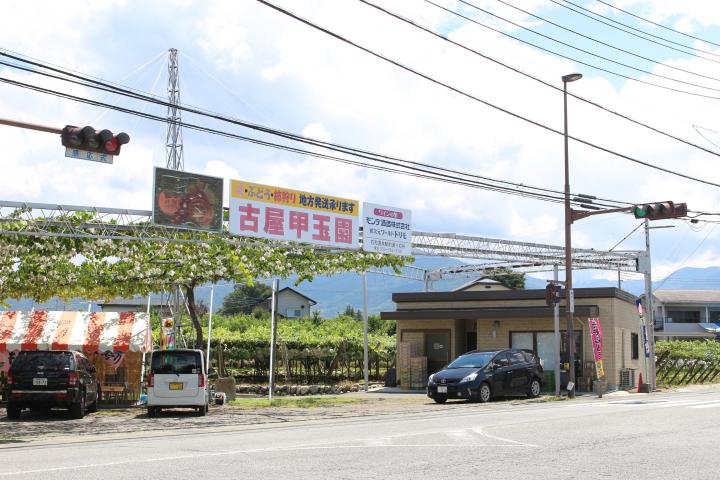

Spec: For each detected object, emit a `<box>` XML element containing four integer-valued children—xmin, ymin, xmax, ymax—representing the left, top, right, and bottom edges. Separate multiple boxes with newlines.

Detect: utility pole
<box><xmin>268</xmin><ymin>279</ymin><xmax>279</xmax><ymax>402</ymax></box>
<box><xmin>562</xmin><ymin>72</ymin><xmax>582</xmax><ymax>398</ymax></box>
<box><xmin>553</xmin><ymin>264</ymin><xmax>561</xmax><ymax>396</ymax></box>
<box><xmin>362</xmin><ymin>273</ymin><xmax>369</xmax><ymax>392</ymax></box>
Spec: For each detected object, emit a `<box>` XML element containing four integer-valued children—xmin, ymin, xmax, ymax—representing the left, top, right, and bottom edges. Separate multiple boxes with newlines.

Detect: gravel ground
<box><xmin>0</xmin><ymin>394</ymin><xmax>564</xmax><ymax>443</ymax></box>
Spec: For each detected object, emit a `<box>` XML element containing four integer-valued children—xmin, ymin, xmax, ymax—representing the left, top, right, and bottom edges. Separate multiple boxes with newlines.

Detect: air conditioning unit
<box><xmin>620</xmin><ymin>368</ymin><xmax>636</xmax><ymax>389</ymax></box>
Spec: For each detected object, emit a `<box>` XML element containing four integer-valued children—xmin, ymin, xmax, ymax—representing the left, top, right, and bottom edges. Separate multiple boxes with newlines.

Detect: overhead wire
<box><xmin>594</xmin><ymin>0</ymin><xmax>720</xmax><ymax>51</ymax></box>
<box><xmin>361</xmin><ymin>0</ymin><xmax>720</xmax><ymax>162</ymax></box>
<box><xmin>434</xmin><ymin>0</ymin><xmax>720</xmax><ymax>100</ymax></box>
<box><xmin>254</xmin><ymin>0</ymin><xmax>720</xmax><ymax>188</ymax></box>
<box><xmin>0</xmin><ymin>75</ymin><xmax>601</xmax><ymax>207</ymax></box>
<box><xmin>0</xmin><ymin>52</ymin><xmax>593</xmax><ymax>204</ymax></box>
<box><xmin>494</xmin><ymin>0</ymin><xmax>720</xmax><ymax>84</ymax></box>
<box><xmin>0</xmin><ymin>51</ymin><xmax>634</xmax><ymax>208</ymax></box>
<box><xmin>463</xmin><ymin>0</ymin><xmax>720</xmax><ymax>93</ymax></box>
<box><xmin>551</xmin><ymin>0</ymin><xmax>720</xmax><ymax>62</ymax></box>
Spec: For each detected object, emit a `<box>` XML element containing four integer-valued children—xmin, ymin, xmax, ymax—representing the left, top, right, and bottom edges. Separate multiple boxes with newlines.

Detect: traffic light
<box><xmin>633</xmin><ymin>201</ymin><xmax>687</xmax><ymax>221</ymax></box>
<box><xmin>545</xmin><ymin>283</ymin><xmax>562</xmax><ymax>306</ymax></box>
<box><xmin>61</xmin><ymin>125</ymin><xmax>130</xmax><ymax>155</ymax></box>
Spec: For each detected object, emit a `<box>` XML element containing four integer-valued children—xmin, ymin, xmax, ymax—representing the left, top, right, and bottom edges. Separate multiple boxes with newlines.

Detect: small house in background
<box><xmin>649</xmin><ymin>289</ymin><xmax>720</xmax><ymax>339</ymax></box>
<box><xmin>452</xmin><ymin>276</ymin><xmax>514</xmax><ymax>292</ymax></box>
<box><xmin>263</xmin><ymin>287</ymin><xmax>317</xmax><ymax>318</ymax></box>
<box><xmin>98</xmin><ymin>297</ymin><xmax>172</xmax><ymax>316</ymax></box>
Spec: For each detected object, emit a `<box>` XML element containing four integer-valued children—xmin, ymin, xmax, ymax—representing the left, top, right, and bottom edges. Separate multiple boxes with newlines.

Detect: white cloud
<box><xmin>1</xmin><ymin>0</ymin><xmax>719</xmax><ymax>283</ymax></box>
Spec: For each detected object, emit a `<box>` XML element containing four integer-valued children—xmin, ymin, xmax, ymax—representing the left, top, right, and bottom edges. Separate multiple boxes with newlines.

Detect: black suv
<box><xmin>427</xmin><ymin>349</ymin><xmax>543</xmax><ymax>404</ymax></box>
<box><xmin>6</xmin><ymin>350</ymin><xmax>100</xmax><ymax>419</ymax></box>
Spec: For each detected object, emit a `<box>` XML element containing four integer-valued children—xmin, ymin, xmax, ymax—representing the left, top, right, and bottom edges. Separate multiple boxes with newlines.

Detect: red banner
<box><xmin>588</xmin><ymin>317</ymin><xmax>605</xmax><ymax>379</ymax></box>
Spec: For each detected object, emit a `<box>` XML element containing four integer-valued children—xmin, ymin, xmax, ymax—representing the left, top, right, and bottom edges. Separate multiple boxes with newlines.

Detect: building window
<box><xmin>631</xmin><ymin>333</ymin><xmax>639</xmax><ymax>360</ymax></box>
<box><xmin>666</xmin><ymin>310</ymin><xmax>700</xmax><ymax>324</ymax></box>
<box><xmin>286</xmin><ymin>308</ymin><xmax>302</xmax><ymax>318</ymax></box>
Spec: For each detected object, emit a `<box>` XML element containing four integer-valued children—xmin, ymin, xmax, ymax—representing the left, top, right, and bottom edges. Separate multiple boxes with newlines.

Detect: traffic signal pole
<box><xmin>644</xmin><ymin>220</ymin><xmax>657</xmax><ymax>390</ymax></box>
<box><xmin>0</xmin><ymin>118</ymin><xmax>61</xmax><ymax>134</ymax></box>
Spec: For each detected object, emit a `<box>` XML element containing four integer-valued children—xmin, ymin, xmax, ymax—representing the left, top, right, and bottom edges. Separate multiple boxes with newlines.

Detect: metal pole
<box><xmin>0</xmin><ymin>118</ymin><xmax>62</xmax><ymax>134</ymax></box>
<box><xmin>644</xmin><ymin>219</ymin><xmax>657</xmax><ymax>390</ymax></box>
<box><xmin>563</xmin><ymin>78</ymin><xmax>576</xmax><ymax>398</ymax></box>
<box><xmin>362</xmin><ymin>273</ymin><xmax>370</xmax><ymax>392</ymax></box>
<box><xmin>140</xmin><ymin>294</ymin><xmax>151</xmax><ymax>385</ymax></box>
<box><xmin>269</xmin><ymin>279</ymin><xmax>279</xmax><ymax>402</ymax></box>
<box><xmin>206</xmin><ymin>285</ymin><xmax>215</xmax><ymax>371</ymax></box>
<box><xmin>554</xmin><ymin>265</ymin><xmax>561</xmax><ymax>396</ymax></box>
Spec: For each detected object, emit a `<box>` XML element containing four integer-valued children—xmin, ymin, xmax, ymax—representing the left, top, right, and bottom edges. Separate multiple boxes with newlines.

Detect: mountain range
<box><xmin>5</xmin><ymin>259</ymin><xmax>720</xmax><ymax>317</ymax></box>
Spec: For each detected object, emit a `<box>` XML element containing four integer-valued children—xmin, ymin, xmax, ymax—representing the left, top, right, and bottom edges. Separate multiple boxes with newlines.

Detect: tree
<box><xmin>219</xmin><ymin>282</ymin><xmax>272</xmax><ymax>316</ymax></box>
<box><xmin>485</xmin><ymin>267</ymin><xmax>525</xmax><ymax>289</ymax></box>
<box><xmin>0</xmin><ymin>210</ymin><xmax>406</xmax><ymax>349</ymax></box>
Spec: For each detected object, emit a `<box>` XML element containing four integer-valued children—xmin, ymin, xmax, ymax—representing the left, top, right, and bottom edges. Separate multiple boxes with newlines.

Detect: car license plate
<box><xmin>33</xmin><ymin>377</ymin><xmax>47</xmax><ymax>386</ymax></box>
<box><xmin>169</xmin><ymin>382</ymin><xmax>184</xmax><ymax>391</ymax></box>
<box><xmin>437</xmin><ymin>386</ymin><xmax>447</xmax><ymax>393</ymax></box>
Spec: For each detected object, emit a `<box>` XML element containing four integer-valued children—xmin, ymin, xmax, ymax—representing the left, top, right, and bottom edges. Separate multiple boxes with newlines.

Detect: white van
<box><xmin>146</xmin><ymin>349</ymin><xmax>209</xmax><ymax>417</ymax></box>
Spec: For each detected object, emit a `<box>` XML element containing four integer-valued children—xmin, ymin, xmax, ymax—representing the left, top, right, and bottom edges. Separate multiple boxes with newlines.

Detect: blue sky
<box><xmin>1</xmin><ymin>0</ymin><xmax>720</xmax><ymax>286</ymax></box>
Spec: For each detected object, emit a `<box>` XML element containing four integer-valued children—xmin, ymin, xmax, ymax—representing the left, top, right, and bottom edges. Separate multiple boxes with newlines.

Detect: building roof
<box><xmin>266</xmin><ymin>287</ymin><xmax>317</xmax><ymax>305</ymax></box>
<box><xmin>653</xmin><ymin>290</ymin><xmax>720</xmax><ymax>304</ymax></box>
<box><xmin>382</xmin><ymin>305</ymin><xmax>599</xmax><ymax>320</ymax></box>
<box><xmin>452</xmin><ymin>277</ymin><xmax>509</xmax><ymax>292</ymax></box>
<box><xmin>391</xmin><ymin>287</ymin><xmax>636</xmax><ymax>305</ymax></box>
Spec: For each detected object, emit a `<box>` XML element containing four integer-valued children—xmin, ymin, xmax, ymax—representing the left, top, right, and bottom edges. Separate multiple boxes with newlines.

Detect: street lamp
<box><xmin>562</xmin><ymin>72</ymin><xmax>582</xmax><ymax>398</ymax></box>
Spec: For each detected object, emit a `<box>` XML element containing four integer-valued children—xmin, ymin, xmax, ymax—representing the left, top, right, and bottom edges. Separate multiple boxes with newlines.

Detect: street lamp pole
<box><xmin>562</xmin><ymin>72</ymin><xmax>582</xmax><ymax>398</ymax></box>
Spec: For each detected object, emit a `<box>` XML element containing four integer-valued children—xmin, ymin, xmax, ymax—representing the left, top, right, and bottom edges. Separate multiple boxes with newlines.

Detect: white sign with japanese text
<box><xmin>229</xmin><ymin>179</ymin><xmax>359</xmax><ymax>249</ymax></box>
<box><xmin>65</xmin><ymin>147</ymin><xmax>113</xmax><ymax>164</ymax></box>
<box><xmin>362</xmin><ymin>202</ymin><xmax>412</xmax><ymax>256</ymax></box>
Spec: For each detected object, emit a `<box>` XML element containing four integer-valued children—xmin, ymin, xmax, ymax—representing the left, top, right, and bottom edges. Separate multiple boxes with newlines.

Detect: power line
<box><xmin>0</xmin><ymin>75</ymin><xmax>598</xmax><ymax>207</ymax></box>
<box><xmin>438</xmin><ymin>0</ymin><xmax>720</xmax><ymax>100</ymax></box>
<box><xmin>552</xmin><ymin>0</ymin><xmax>720</xmax><ymax>63</ymax></box>
<box><xmin>594</xmin><ymin>0</ymin><xmax>720</xmax><ymax>51</ymax></box>
<box><xmin>495</xmin><ymin>0</ymin><xmax>720</xmax><ymax>85</ymax></box>
<box><xmin>0</xmin><ymin>52</ymin><xmax>594</xmax><ymax>204</ymax></box>
<box><xmin>361</xmin><ymin>1</ymin><xmax>720</xmax><ymax>162</ymax></box>
<box><xmin>0</xmin><ymin>51</ymin><xmax>633</xmax><ymax>208</ymax></box>
<box><xmin>256</xmin><ymin>0</ymin><xmax>720</xmax><ymax>189</ymax></box>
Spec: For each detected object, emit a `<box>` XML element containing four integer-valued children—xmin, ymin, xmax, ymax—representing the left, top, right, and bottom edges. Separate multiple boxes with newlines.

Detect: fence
<box><xmin>655</xmin><ymin>340</ymin><xmax>720</xmax><ymax>386</ymax></box>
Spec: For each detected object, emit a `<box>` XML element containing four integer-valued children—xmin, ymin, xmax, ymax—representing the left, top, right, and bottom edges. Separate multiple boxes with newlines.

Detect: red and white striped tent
<box><xmin>0</xmin><ymin>311</ymin><xmax>151</xmax><ymax>353</ymax></box>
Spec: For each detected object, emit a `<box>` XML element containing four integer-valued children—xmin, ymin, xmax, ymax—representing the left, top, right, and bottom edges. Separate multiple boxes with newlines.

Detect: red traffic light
<box><xmin>61</xmin><ymin>125</ymin><xmax>130</xmax><ymax>156</ymax></box>
<box><xmin>633</xmin><ymin>201</ymin><xmax>687</xmax><ymax>220</ymax></box>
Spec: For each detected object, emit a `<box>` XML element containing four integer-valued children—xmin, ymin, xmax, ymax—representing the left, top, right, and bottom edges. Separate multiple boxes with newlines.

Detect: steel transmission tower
<box><xmin>165</xmin><ymin>48</ymin><xmax>184</xmax><ymax>171</ymax></box>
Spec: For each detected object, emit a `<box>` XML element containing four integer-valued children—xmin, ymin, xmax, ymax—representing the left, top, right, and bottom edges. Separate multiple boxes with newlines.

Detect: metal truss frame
<box><xmin>0</xmin><ymin>201</ymin><xmax>643</xmax><ymax>277</ymax></box>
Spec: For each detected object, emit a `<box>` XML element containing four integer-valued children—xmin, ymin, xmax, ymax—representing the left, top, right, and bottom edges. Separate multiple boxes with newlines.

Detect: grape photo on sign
<box><xmin>152</xmin><ymin>167</ymin><xmax>224</xmax><ymax>232</ymax></box>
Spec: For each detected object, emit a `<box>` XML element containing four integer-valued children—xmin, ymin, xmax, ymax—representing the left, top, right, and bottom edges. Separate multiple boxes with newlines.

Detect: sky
<box><xmin>1</xmin><ymin>0</ymin><xmax>720</xmax><ymax>286</ymax></box>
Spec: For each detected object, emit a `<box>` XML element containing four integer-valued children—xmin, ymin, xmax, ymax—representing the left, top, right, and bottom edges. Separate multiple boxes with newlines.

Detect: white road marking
<box><xmin>471</xmin><ymin>427</ymin><xmax>538</xmax><ymax>448</ymax></box>
<box><xmin>688</xmin><ymin>402</ymin><xmax>720</xmax><ymax>409</ymax></box>
<box><xmin>0</xmin><ymin>443</ymin><xmax>535</xmax><ymax>476</ymax></box>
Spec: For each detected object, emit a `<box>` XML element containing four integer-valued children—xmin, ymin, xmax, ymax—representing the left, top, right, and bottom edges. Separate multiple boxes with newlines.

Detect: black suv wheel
<box><xmin>70</xmin><ymin>392</ymin><xmax>86</xmax><ymax>419</ymax></box>
<box><xmin>6</xmin><ymin>402</ymin><xmax>21</xmax><ymax>420</ymax></box>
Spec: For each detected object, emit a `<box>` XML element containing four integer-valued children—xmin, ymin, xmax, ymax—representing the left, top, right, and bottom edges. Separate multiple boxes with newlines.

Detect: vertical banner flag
<box><xmin>588</xmin><ymin>318</ymin><xmax>605</xmax><ymax>379</ymax></box>
<box><xmin>362</xmin><ymin>202</ymin><xmax>412</xmax><ymax>256</ymax></box>
<box><xmin>636</xmin><ymin>299</ymin><xmax>651</xmax><ymax>358</ymax></box>
<box><xmin>229</xmin><ymin>180</ymin><xmax>359</xmax><ymax>249</ymax></box>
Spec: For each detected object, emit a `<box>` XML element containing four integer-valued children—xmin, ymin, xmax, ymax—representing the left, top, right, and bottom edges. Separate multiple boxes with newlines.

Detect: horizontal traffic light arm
<box><xmin>571</xmin><ymin>206</ymin><xmax>634</xmax><ymax>223</ymax></box>
<box><xmin>0</xmin><ymin>117</ymin><xmax>62</xmax><ymax>134</ymax></box>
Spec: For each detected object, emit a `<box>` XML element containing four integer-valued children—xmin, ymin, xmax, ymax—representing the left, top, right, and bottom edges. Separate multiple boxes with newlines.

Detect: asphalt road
<box><xmin>2</xmin><ymin>389</ymin><xmax>720</xmax><ymax>479</ymax></box>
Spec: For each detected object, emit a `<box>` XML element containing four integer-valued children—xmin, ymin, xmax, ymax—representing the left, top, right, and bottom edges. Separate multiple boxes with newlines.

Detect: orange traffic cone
<box><xmin>637</xmin><ymin>372</ymin><xmax>644</xmax><ymax>393</ymax></box>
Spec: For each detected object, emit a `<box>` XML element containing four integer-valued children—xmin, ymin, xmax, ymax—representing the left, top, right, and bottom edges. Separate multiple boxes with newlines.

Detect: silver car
<box><xmin>146</xmin><ymin>349</ymin><xmax>209</xmax><ymax>417</ymax></box>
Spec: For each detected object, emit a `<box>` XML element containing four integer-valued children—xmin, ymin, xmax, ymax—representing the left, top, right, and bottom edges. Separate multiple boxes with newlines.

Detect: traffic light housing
<box><xmin>545</xmin><ymin>283</ymin><xmax>562</xmax><ymax>306</ymax></box>
<box><xmin>61</xmin><ymin>125</ymin><xmax>130</xmax><ymax>155</ymax></box>
<box><xmin>633</xmin><ymin>201</ymin><xmax>687</xmax><ymax>221</ymax></box>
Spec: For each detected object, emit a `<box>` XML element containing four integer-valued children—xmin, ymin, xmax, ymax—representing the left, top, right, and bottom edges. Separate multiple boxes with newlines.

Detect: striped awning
<box><xmin>0</xmin><ymin>311</ymin><xmax>151</xmax><ymax>353</ymax></box>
